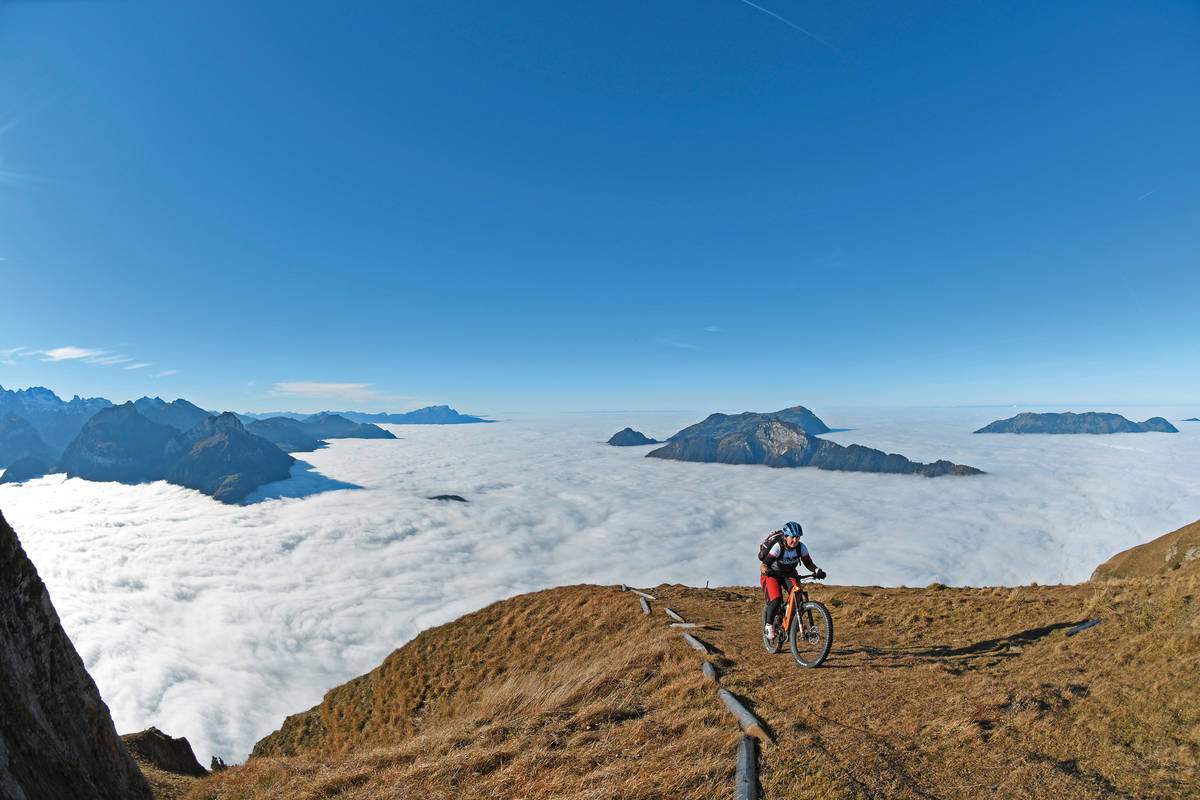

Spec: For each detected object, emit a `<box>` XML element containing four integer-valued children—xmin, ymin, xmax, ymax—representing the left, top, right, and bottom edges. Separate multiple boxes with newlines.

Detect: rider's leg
<box><xmin>762</xmin><ymin>576</ymin><xmax>783</xmax><ymax>626</ymax></box>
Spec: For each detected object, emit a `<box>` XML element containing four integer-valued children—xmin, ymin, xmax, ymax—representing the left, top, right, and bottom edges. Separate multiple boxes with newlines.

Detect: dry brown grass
<box><xmin>183</xmin><ymin>573</ymin><xmax>1200</xmax><ymax>800</ymax></box>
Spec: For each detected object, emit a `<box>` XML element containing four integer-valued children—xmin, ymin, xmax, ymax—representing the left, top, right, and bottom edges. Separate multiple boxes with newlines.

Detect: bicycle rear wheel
<box><xmin>762</xmin><ymin>603</ymin><xmax>784</xmax><ymax>654</ymax></box>
<box><xmin>788</xmin><ymin>601</ymin><xmax>833</xmax><ymax>667</ymax></box>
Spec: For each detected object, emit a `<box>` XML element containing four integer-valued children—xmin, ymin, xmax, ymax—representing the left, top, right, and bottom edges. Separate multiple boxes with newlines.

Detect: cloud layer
<box><xmin>2</xmin><ymin>406</ymin><xmax>1198</xmax><ymax>765</ymax></box>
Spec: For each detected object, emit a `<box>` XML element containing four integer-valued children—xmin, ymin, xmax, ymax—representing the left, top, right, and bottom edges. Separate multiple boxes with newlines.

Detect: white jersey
<box><xmin>767</xmin><ymin>540</ymin><xmax>809</xmax><ymax>570</ymax></box>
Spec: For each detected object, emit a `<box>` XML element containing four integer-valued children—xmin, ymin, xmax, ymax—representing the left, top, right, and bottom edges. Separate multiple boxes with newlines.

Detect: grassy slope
<box><xmin>185</xmin><ymin>570</ymin><xmax>1200</xmax><ymax>800</ymax></box>
<box><xmin>1092</xmin><ymin>518</ymin><xmax>1200</xmax><ymax>579</ymax></box>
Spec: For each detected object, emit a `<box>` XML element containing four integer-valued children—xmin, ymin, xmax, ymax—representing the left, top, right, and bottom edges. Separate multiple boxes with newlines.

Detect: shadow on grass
<box><xmin>918</xmin><ymin>619</ymin><xmax>1088</xmax><ymax>658</ymax></box>
<box><xmin>241</xmin><ymin>460</ymin><xmax>363</xmax><ymax>504</ymax></box>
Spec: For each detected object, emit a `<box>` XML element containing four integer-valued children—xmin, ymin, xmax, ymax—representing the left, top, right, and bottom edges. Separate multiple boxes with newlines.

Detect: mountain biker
<box><xmin>761</xmin><ymin>520</ymin><xmax>826</xmax><ymax>639</ymax></box>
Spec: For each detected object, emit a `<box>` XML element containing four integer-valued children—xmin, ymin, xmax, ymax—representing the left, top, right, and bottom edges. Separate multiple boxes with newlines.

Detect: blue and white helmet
<box><xmin>782</xmin><ymin>521</ymin><xmax>803</xmax><ymax>537</ymax></box>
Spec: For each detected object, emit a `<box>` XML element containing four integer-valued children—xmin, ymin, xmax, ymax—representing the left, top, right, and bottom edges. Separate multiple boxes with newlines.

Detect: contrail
<box><xmin>739</xmin><ymin>0</ymin><xmax>835</xmax><ymax>49</ymax></box>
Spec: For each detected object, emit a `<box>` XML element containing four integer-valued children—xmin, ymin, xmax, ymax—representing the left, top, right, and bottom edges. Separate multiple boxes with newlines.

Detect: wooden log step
<box><xmin>663</xmin><ymin>607</ymin><xmax>685</xmax><ymax>622</ymax></box>
<box><xmin>682</xmin><ymin>632</ymin><xmax>709</xmax><ymax>653</ymax></box>
<box><xmin>735</xmin><ymin>735</ymin><xmax>759</xmax><ymax>799</ymax></box>
<box><xmin>639</xmin><ymin>597</ymin><xmax>651</xmax><ymax>615</ymax></box>
<box><xmin>718</xmin><ymin>689</ymin><xmax>771</xmax><ymax>743</ymax></box>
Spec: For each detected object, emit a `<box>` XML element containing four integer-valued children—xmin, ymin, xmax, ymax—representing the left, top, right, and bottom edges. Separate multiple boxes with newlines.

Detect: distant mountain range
<box><xmin>0</xmin><ymin>386</ymin><xmax>399</xmax><ymax>501</ymax></box>
<box><xmin>974</xmin><ymin>412</ymin><xmax>1179</xmax><ymax>434</ymax></box>
<box><xmin>646</xmin><ymin>406</ymin><xmax>982</xmax><ymax>476</ymax></box>
<box><xmin>235</xmin><ymin>405</ymin><xmax>490</xmax><ymax>425</ymax></box>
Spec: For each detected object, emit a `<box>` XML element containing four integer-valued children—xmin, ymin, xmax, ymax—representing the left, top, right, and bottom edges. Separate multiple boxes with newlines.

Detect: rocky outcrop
<box><xmin>133</xmin><ymin>397</ymin><xmax>213</xmax><ymax>432</ymax></box>
<box><xmin>607</xmin><ymin>428</ymin><xmax>660</xmax><ymax>446</ymax></box>
<box><xmin>120</xmin><ymin>727</ymin><xmax>207</xmax><ymax>778</ymax></box>
<box><xmin>0</xmin><ymin>508</ymin><xmax>154</xmax><ymax>800</ymax></box>
<box><xmin>162</xmin><ymin>413</ymin><xmax>296</xmax><ymax>503</ymax></box>
<box><xmin>57</xmin><ymin>403</ymin><xmax>178</xmax><ymax>483</ymax></box>
<box><xmin>648</xmin><ymin>417</ymin><xmax>981</xmax><ymax>476</ymax></box>
<box><xmin>975</xmin><ymin>412</ymin><xmax>1178</xmax><ymax>434</ymax></box>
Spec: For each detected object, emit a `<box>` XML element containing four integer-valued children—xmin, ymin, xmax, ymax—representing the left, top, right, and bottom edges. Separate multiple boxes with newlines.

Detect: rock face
<box><xmin>648</xmin><ymin>416</ymin><xmax>982</xmax><ymax>476</ymax></box>
<box><xmin>57</xmin><ymin>403</ymin><xmax>178</xmax><ymax>483</ymax></box>
<box><xmin>975</xmin><ymin>412</ymin><xmax>1179</xmax><ymax>434</ymax></box>
<box><xmin>120</xmin><ymin>727</ymin><xmax>207</xmax><ymax>778</ymax></box>
<box><xmin>133</xmin><ymin>397</ymin><xmax>214</xmax><ymax>432</ymax></box>
<box><xmin>163</xmin><ymin>413</ymin><xmax>297</xmax><ymax>503</ymax></box>
<box><xmin>0</xmin><ymin>509</ymin><xmax>154</xmax><ymax>800</ymax></box>
<box><xmin>321</xmin><ymin>405</ymin><xmax>490</xmax><ymax>424</ymax></box>
<box><xmin>607</xmin><ymin>428</ymin><xmax>660</xmax><ymax>446</ymax></box>
<box><xmin>0</xmin><ymin>385</ymin><xmax>113</xmax><ymax>453</ymax></box>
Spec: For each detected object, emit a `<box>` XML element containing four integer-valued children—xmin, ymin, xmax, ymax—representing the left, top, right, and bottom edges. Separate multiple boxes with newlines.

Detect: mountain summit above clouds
<box><xmin>56</xmin><ymin>404</ymin><xmax>295</xmax><ymax>502</ymax></box>
<box><xmin>315</xmin><ymin>405</ymin><xmax>492</xmax><ymax>424</ymax></box>
<box><xmin>648</xmin><ymin>407</ymin><xmax>981</xmax><ymax>476</ymax></box>
<box><xmin>1</xmin><ymin>509</ymin><xmax>154</xmax><ymax>800</ymax></box>
<box><xmin>975</xmin><ymin>412</ymin><xmax>1179</xmax><ymax>434</ymax></box>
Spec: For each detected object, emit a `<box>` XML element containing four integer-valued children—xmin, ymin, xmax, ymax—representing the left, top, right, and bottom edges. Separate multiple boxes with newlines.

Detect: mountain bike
<box><xmin>761</xmin><ymin>573</ymin><xmax>833</xmax><ymax>667</ymax></box>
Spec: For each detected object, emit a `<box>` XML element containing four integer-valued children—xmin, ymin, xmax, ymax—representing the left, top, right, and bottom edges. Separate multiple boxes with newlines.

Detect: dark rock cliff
<box><xmin>0</xmin><ymin>508</ymin><xmax>154</xmax><ymax>800</ymax></box>
<box><xmin>0</xmin><ymin>414</ymin><xmax>56</xmax><ymax>471</ymax></box>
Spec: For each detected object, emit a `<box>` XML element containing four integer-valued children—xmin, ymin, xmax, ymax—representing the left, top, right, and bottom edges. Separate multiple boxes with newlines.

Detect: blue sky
<box><xmin>2</xmin><ymin>0</ymin><xmax>1197</xmax><ymax>414</ymax></box>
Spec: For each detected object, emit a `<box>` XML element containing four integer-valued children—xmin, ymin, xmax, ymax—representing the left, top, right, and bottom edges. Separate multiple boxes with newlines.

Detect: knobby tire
<box><xmin>789</xmin><ymin>601</ymin><xmax>833</xmax><ymax>668</ymax></box>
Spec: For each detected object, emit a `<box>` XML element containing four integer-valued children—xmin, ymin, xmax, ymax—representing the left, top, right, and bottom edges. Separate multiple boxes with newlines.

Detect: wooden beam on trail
<box><xmin>735</xmin><ymin>735</ymin><xmax>759</xmax><ymax>800</ymax></box>
<box><xmin>681</xmin><ymin>632</ymin><xmax>709</xmax><ymax>653</ymax></box>
<box><xmin>718</xmin><ymin>690</ymin><xmax>771</xmax><ymax>744</ymax></box>
<box><xmin>619</xmin><ymin>584</ymin><xmax>629</xmax><ymax>592</ymax></box>
<box><xmin>663</xmin><ymin>607</ymin><xmax>685</xmax><ymax>622</ymax></box>
<box><xmin>628</xmin><ymin>588</ymin><xmax>657</xmax><ymax>600</ymax></box>
<box><xmin>639</xmin><ymin>597</ymin><xmax>651</xmax><ymax>615</ymax></box>
<box><xmin>1066</xmin><ymin>618</ymin><xmax>1102</xmax><ymax>636</ymax></box>
<box><xmin>669</xmin><ymin>622</ymin><xmax>697</xmax><ymax>628</ymax></box>
<box><xmin>702</xmin><ymin>661</ymin><xmax>719</xmax><ymax>683</ymax></box>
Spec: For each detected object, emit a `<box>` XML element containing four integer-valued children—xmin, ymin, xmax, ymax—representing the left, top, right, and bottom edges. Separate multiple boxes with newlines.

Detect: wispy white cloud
<box><xmin>88</xmin><ymin>354</ymin><xmax>135</xmax><ymax>366</ymax></box>
<box><xmin>670</xmin><ymin>342</ymin><xmax>699</xmax><ymax>349</ymax></box>
<box><xmin>1</xmin><ymin>346</ymin><xmax>27</xmax><ymax>365</ymax></box>
<box><xmin>272</xmin><ymin>381</ymin><xmax>390</xmax><ymax>403</ymax></box>
<box><xmin>155</xmin><ymin>369</ymin><xmax>181</xmax><ymax>378</ymax></box>
<box><xmin>125</xmin><ymin>363</ymin><xmax>152</xmax><ymax>371</ymax></box>
<box><xmin>704</xmin><ymin>325</ymin><xmax>722</xmax><ymax>333</ymax></box>
<box><xmin>39</xmin><ymin>346</ymin><xmax>107</xmax><ymax>362</ymax></box>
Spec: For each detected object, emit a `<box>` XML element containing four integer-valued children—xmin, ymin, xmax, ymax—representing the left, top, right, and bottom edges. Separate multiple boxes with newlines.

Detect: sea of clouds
<box><xmin>2</xmin><ymin>405</ymin><xmax>1199</xmax><ymax>764</ymax></box>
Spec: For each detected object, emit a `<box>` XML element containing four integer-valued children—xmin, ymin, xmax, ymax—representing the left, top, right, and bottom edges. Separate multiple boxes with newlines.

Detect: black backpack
<box><xmin>758</xmin><ymin>530</ymin><xmax>785</xmax><ymax>562</ymax></box>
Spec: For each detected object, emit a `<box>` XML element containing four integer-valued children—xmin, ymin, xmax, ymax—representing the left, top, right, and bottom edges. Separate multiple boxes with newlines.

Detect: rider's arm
<box><xmin>762</xmin><ymin>542</ymin><xmax>782</xmax><ymax>571</ymax></box>
<box><xmin>801</xmin><ymin>552</ymin><xmax>818</xmax><ymax>571</ymax></box>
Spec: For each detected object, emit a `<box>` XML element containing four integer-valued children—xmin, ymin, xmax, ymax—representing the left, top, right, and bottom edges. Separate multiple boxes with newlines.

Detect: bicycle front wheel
<box><xmin>789</xmin><ymin>601</ymin><xmax>833</xmax><ymax>667</ymax></box>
